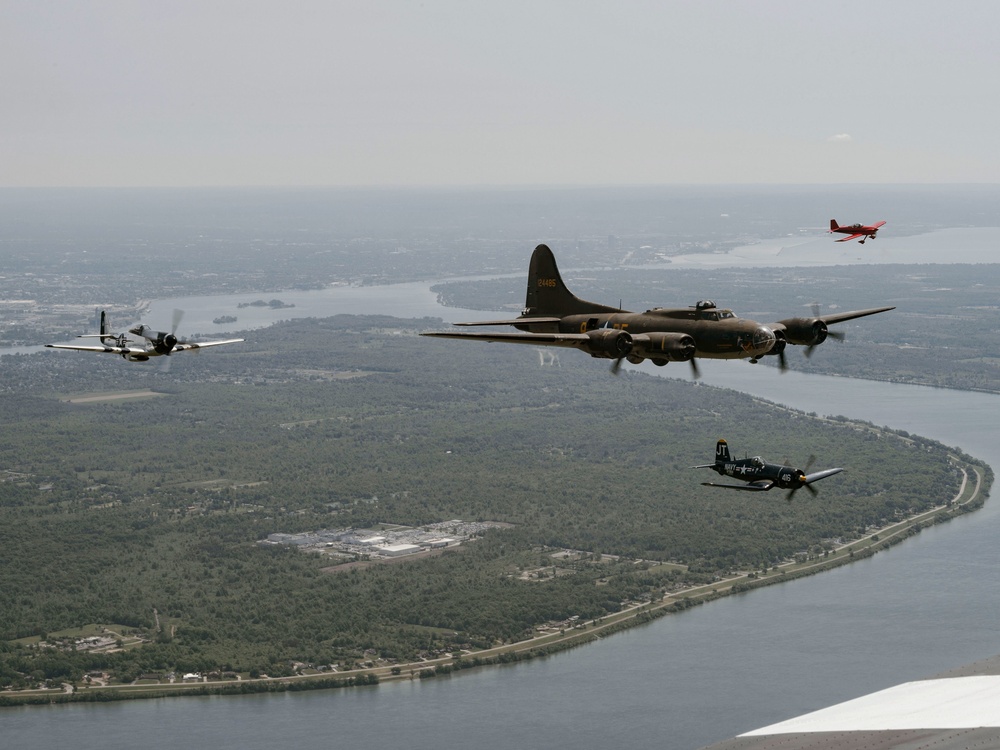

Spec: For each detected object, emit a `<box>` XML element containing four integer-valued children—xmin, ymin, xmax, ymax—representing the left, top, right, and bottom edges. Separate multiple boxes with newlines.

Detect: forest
<box><xmin>0</xmin><ymin>314</ymin><xmax>990</xmax><ymax>691</ymax></box>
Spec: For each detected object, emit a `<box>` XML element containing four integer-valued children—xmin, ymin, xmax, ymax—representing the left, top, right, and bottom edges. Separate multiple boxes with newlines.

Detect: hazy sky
<box><xmin>3</xmin><ymin>1</ymin><xmax>999</xmax><ymax>186</ymax></box>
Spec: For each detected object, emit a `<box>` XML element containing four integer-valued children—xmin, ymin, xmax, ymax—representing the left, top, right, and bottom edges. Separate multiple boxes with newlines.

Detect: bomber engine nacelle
<box><xmin>776</xmin><ymin>317</ymin><xmax>828</xmax><ymax>347</ymax></box>
<box><xmin>630</xmin><ymin>332</ymin><xmax>696</xmax><ymax>362</ymax></box>
<box><xmin>583</xmin><ymin>328</ymin><xmax>633</xmax><ymax>359</ymax></box>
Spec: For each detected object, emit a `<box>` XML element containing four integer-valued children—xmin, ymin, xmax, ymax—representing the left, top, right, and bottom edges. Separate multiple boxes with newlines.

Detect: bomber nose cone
<box><xmin>748</xmin><ymin>325</ymin><xmax>776</xmax><ymax>357</ymax></box>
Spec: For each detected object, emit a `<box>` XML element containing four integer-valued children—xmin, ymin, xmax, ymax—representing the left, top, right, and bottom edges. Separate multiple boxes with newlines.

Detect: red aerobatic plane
<box><xmin>829</xmin><ymin>219</ymin><xmax>886</xmax><ymax>244</ymax></box>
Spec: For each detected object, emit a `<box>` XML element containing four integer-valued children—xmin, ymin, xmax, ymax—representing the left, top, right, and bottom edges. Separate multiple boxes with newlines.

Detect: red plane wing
<box><xmin>836</xmin><ymin>233</ymin><xmax>864</xmax><ymax>243</ymax></box>
<box><xmin>871</xmin><ymin>221</ymin><xmax>886</xmax><ymax>230</ymax></box>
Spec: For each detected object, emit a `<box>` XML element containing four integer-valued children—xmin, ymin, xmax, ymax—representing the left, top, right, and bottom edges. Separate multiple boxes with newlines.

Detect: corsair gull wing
<box><xmin>701</xmin><ymin>481</ymin><xmax>776</xmax><ymax>491</ymax></box>
<box><xmin>803</xmin><ymin>467</ymin><xmax>845</xmax><ymax>484</ymax></box>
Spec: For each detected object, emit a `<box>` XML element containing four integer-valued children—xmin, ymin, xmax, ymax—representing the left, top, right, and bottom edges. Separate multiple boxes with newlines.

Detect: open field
<box><xmin>61</xmin><ymin>390</ymin><xmax>166</xmax><ymax>403</ymax></box>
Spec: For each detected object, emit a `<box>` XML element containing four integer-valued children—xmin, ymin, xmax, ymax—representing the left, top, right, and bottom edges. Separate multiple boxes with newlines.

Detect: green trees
<box><xmin>0</xmin><ymin>314</ymin><xmax>986</xmax><ymax>685</ymax></box>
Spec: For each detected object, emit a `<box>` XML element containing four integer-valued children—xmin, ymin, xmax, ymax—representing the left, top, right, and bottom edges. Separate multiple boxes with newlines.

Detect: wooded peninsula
<box><xmin>0</xmin><ymin>314</ymin><xmax>991</xmax><ymax>702</ymax></box>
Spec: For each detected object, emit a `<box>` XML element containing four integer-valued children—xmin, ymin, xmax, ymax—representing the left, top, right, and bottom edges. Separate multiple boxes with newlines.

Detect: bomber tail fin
<box><xmin>829</xmin><ymin>219</ymin><xmax>839</xmax><ymax>232</ymax></box>
<box><xmin>524</xmin><ymin>244</ymin><xmax>621</xmax><ymax>317</ymax></box>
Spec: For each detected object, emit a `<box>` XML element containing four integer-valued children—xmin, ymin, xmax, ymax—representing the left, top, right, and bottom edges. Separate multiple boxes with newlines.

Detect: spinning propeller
<box><xmin>804</xmin><ymin>303</ymin><xmax>845</xmax><ymax>359</ymax></box>
<box><xmin>786</xmin><ymin>454</ymin><xmax>819</xmax><ymax>502</ymax></box>
<box><xmin>158</xmin><ymin>309</ymin><xmax>186</xmax><ymax>372</ymax></box>
<box><xmin>611</xmin><ymin>355</ymin><xmax>700</xmax><ymax>378</ymax></box>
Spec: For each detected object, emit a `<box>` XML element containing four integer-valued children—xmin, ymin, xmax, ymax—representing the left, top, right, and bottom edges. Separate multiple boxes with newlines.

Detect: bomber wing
<box><xmin>816</xmin><ymin>306</ymin><xmax>895</xmax><ymax>326</ymax></box>
<box><xmin>452</xmin><ymin>317</ymin><xmax>563</xmax><ymax>327</ymax></box>
<box><xmin>803</xmin><ymin>467</ymin><xmax>844</xmax><ymax>484</ymax></box>
<box><xmin>421</xmin><ymin>331</ymin><xmax>594</xmax><ymax>349</ymax></box>
<box><xmin>770</xmin><ymin>306</ymin><xmax>895</xmax><ymax>335</ymax></box>
<box><xmin>701</xmin><ymin>480</ymin><xmax>775</xmax><ymax>491</ymax></box>
<box><xmin>173</xmin><ymin>338</ymin><xmax>244</xmax><ymax>351</ymax></box>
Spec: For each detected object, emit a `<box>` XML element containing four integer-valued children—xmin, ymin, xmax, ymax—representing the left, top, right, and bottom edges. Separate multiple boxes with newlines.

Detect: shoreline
<box><xmin>2</xmin><ymin>454</ymin><xmax>989</xmax><ymax>708</ymax></box>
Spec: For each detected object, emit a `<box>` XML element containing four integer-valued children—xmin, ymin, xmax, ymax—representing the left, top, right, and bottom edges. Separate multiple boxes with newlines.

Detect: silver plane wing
<box><xmin>173</xmin><ymin>339</ymin><xmax>244</xmax><ymax>351</ymax></box>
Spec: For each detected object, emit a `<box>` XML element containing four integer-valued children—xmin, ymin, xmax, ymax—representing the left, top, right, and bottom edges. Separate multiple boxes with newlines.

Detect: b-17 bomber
<box><xmin>422</xmin><ymin>244</ymin><xmax>894</xmax><ymax>374</ymax></box>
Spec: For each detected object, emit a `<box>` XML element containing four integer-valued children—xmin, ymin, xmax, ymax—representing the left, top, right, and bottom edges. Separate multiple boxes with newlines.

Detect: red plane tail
<box><xmin>829</xmin><ymin>219</ymin><xmax>839</xmax><ymax>232</ymax></box>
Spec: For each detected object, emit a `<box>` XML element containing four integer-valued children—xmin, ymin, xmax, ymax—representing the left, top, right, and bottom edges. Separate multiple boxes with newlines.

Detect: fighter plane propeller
<box><xmin>46</xmin><ymin>310</ymin><xmax>243</xmax><ymax>362</ymax></box>
<box><xmin>693</xmin><ymin>439</ymin><xmax>844</xmax><ymax>501</ymax></box>
<box><xmin>421</xmin><ymin>244</ymin><xmax>894</xmax><ymax>375</ymax></box>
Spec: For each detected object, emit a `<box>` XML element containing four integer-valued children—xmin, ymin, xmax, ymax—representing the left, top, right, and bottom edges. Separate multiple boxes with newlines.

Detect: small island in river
<box><xmin>237</xmin><ymin>299</ymin><xmax>295</xmax><ymax>309</ymax></box>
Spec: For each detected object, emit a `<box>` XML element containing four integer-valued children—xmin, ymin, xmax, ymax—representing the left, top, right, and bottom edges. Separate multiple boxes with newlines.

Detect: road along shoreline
<box><xmin>2</xmin><ymin>449</ymin><xmax>989</xmax><ymax>707</ymax></box>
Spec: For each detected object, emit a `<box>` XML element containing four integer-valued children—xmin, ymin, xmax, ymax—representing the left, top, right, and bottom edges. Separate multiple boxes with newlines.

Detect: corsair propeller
<box><xmin>786</xmin><ymin>455</ymin><xmax>819</xmax><ymax>502</ymax></box>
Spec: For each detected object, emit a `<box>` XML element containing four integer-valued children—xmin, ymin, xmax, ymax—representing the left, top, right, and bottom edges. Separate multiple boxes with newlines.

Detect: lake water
<box><xmin>5</xmin><ymin>276</ymin><xmax>999</xmax><ymax>750</ymax></box>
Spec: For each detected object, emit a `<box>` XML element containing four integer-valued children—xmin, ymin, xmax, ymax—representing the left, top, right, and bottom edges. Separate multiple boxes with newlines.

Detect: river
<box><xmin>5</xmin><ymin>262</ymin><xmax>1000</xmax><ymax>750</ymax></box>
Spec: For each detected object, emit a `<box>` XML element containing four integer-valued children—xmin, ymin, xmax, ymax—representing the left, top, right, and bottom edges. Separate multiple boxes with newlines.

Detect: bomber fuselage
<box><xmin>515</xmin><ymin>304</ymin><xmax>777</xmax><ymax>360</ymax></box>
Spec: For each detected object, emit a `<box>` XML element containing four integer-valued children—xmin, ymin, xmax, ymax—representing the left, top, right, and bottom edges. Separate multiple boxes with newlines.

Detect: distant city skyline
<box><xmin>3</xmin><ymin>1</ymin><xmax>999</xmax><ymax>186</ymax></box>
